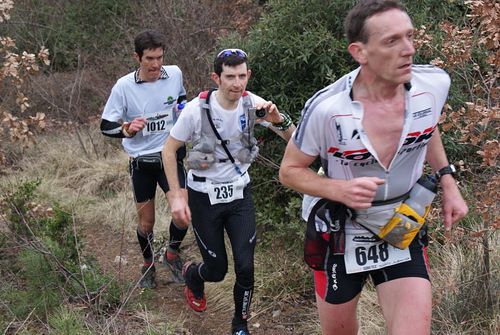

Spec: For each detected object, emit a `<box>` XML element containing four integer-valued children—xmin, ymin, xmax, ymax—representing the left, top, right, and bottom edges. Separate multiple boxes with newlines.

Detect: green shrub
<box><xmin>1</xmin><ymin>0</ymin><xmax>134</xmax><ymax>71</ymax></box>
<box><xmin>0</xmin><ymin>179</ymin><xmax>123</xmax><ymax>326</ymax></box>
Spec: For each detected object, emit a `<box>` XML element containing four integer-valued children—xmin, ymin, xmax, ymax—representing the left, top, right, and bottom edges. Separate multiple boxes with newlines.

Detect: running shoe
<box><xmin>139</xmin><ymin>264</ymin><xmax>156</xmax><ymax>289</ymax></box>
<box><xmin>162</xmin><ymin>250</ymin><xmax>185</xmax><ymax>283</ymax></box>
<box><xmin>182</xmin><ymin>262</ymin><xmax>206</xmax><ymax>312</ymax></box>
<box><xmin>232</xmin><ymin>329</ymin><xmax>250</xmax><ymax>335</ymax></box>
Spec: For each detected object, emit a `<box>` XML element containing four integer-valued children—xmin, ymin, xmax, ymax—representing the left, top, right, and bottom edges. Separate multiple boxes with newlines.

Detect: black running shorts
<box><xmin>129</xmin><ymin>156</ymin><xmax>186</xmax><ymax>203</ymax></box>
<box><xmin>314</xmin><ymin>228</ymin><xmax>430</xmax><ymax>304</ymax></box>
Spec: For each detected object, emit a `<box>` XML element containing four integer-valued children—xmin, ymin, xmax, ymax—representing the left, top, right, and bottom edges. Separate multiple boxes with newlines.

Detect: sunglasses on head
<box><xmin>216</xmin><ymin>48</ymin><xmax>248</xmax><ymax>59</ymax></box>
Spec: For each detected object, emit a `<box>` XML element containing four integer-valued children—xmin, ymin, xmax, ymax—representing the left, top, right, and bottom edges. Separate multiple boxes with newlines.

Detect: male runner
<box><xmin>101</xmin><ymin>30</ymin><xmax>188</xmax><ymax>288</ymax></box>
<box><xmin>162</xmin><ymin>48</ymin><xmax>295</xmax><ymax>335</ymax></box>
<box><xmin>279</xmin><ymin>1</ymin><xmax>468</xmax><ymax>334</ymax></box>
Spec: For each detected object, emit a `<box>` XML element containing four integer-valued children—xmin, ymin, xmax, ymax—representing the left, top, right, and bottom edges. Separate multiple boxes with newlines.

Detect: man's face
<box><xmin>359</xmin><ymin>9</ymin><xmax>415</xmax><ymax>85</ymax></box>
<box><xmin>135</xmin><ymin>47</ymin><xmax>164</xmax><ymax>82</ymax></box>
<box><xmin>212</xmin><ymin>63</ymin><xmax>251</xmax><ymax>103</ymax></box>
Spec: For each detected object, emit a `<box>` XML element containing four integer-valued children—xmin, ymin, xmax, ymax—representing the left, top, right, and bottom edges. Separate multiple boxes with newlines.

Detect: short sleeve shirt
<box><xmin>169</xmin><ymin>91</ymin><xmax>268</xmax><ymax>192</ymax></box>
<box><xmin>296</xmin><ymin>65</ymin><xmax>450</xmax><ymax>222</ymax></box>
<box><xmin>102</xmin><ymin>65</ymin><xmax>186</xmax><ymax>157</ymax></box>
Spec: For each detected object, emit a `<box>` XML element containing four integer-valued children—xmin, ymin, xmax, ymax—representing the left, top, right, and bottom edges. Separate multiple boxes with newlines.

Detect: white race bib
<box><xmin>142</xmin><ymin>108</ymin><xmax>174</xmax><ymax>136</ymax></box>
<box><xmin>207</xmin><ymin>176</ymin><xmax>245</xmax><ymax>205</ymax></box>
<box><xmin>344</xmin><ymin>230</ymin><xmax>411</xmax><ymax>274</ymax></box>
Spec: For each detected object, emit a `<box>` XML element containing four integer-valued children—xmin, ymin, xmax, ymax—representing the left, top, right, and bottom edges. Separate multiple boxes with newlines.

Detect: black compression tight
<box><xmin>187</xmin><ymin>186</ymin><xmax>256</xmax><ymax>322</ymax></box>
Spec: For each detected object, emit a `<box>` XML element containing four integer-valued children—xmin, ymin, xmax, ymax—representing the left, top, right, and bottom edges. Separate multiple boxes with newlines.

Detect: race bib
<box><xmin>142</xmin><ymin>108</ymin><xmax>174</xmax><ymax>136</ymax></box>
<box><xmin>344</xmin><ymin>230</ymin><xmax>411</xmax><ymax>274</ymax></box>
<box><xmin>207</xmin><ymin>176</ymin><xmax>245</xmax><ymax>205</ymax></box>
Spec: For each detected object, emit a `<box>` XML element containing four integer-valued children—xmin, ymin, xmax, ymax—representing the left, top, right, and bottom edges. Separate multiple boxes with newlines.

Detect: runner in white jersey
<box><xmin>279</xmin><ymin>1</ymin><xmax>468</xmax><ymax>335</ymax></box>
<box><xmin>162</xmin><ymin>49</ymin><xmax>295</xmax><ymax>335</ymax></box>
<box><xmin>100</xmin><ymin>30</ymin><xmax>189</xmax><ymax>289</ymax></box>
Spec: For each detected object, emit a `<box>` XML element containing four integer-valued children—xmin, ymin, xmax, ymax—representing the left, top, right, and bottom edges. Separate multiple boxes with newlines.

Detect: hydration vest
<box><xmin>186</xmin><ymin>89</ymin><xmax>259</xmax><ymax>170</ymax></box>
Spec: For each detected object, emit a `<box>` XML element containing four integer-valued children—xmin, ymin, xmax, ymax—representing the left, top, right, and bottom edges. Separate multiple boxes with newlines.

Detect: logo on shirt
<box><xmin>164</xmin><ymin>96</ymin><xmax>175</xmax><ymax>106</ymax></box>
<box><xmin>335</xmin><ymin>120</ymin><xmax>346</xmax><ymax>144</ymax></box>
<box><xmin>413</xmin><ymin>108</ymin><xmax>432</xmax><ymax>120</ymax></box>
<box><xmin>240</xmin><ymin>114</ymin><xmax>247</xmax><ymax>131</ymax></box>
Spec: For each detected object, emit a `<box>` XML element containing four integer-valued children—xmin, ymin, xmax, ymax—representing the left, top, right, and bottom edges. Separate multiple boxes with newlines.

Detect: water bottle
<box><xmin>404</xmin><ymin>175</ymin><xmax>437</xmax><ymax>221</ymax></box>
<box><xmin>175</xmin><ymin>101</ymin><xmax>186</xmax><ymax>114</ymax></box>
<box><xmin>380</xmin><ymin>175</ymin><xmax>438</xmax><ymax>249</ymax></box>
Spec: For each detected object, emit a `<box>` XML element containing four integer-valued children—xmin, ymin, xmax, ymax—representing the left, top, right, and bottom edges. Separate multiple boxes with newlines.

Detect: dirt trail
<box><xmin>82</xmin><ymin>222</ymin><xmax>307</xmax><ymax>335</ymax></box>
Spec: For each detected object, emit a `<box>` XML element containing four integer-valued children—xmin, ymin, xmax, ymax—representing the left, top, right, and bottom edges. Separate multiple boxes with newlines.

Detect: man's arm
<box><xmin>162</xmin><ymin>136</ymin><xmax>191</xmax><ymax>226</ymax></box>
<box><xmin>100</xmin><ymin>117</ymin><xmax>146</xmax><ymax>138</ymax></box>
<box><xmin>279</xmin><ymin>140</ymin><xmax>384</xmax><ymax>209</ymax></box>
<box><xmin>425</xmin><ymin>128</ymin><xmax>468</xmax><ymax>230</ymax></box>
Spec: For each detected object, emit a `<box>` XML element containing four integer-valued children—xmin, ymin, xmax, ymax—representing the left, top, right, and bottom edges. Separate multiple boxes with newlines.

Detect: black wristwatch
<box><xmin>435</xmin><ymin>164</ymin><xmax>456</xmax><ymax>180</ymax></box>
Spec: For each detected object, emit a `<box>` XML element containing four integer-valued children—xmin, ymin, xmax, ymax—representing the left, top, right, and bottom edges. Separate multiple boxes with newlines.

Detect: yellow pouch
<box><xmin>378</xmin><ymin>203</ymin><xmax>430</xmax><ymax>249</ymax></box>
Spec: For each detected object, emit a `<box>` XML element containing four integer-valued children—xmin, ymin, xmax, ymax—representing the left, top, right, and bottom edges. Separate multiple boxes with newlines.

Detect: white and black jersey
<box><xmin>101</xmin><ymin>65</ymin><xmax>186</xmax><ymax>158</ymax></box>
<box><xmin>297</xmin><ymin>65</ymin><xmax>450</xmax><ymax>223</ymax></box>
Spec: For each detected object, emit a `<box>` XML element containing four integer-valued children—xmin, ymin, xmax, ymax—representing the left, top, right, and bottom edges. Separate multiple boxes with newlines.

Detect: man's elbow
<box><xmin>278</xmin><ymin>165</ymin><xmax>291</xmax><ymax>188</ymax></box>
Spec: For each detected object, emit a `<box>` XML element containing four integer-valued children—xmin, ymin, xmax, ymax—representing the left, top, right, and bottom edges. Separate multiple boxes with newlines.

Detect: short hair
<box><xmin>134</xmin><ymin>30</ymin><xmax>166</xmax><ymax>60</ymax></box>
<box><xmin>344</xmin><ymin>0</ymin><xmax>406</xmax><ymax>44</ymax></box>
<box><xmin>213</xmin><ymin>50</ymin><xmax>248</xmax><ymax>76</ymax></box>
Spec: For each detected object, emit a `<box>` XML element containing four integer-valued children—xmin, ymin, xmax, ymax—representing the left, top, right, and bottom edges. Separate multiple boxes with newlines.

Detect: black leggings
<box><xmin>188</xmin><ymin>185</ymin><xmax>256</xmax><ymax>288</ymax></box>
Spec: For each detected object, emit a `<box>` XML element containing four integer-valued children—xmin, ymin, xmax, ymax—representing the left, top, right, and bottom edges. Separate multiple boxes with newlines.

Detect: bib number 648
<box><xmin>355</xmin><ymin>242</ymin><xmax>389</xmax><ymax>265</ymax></box>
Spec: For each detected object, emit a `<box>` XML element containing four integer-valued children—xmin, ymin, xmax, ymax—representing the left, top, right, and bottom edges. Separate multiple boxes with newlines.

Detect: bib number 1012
<box><xmin>355</xmin><ymin>242</ymin><xmax>389</xmax><ymax>265</ymax></box>
<box><xmin>146</xmin><ymin>120</ymin><xmax>166</xmax><ymax>132</ymax></box>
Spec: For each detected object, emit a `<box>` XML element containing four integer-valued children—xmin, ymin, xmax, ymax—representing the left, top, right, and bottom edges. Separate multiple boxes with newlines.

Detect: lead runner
<box><xmin>279</xmin><ymin>1</ymin><xmax>468</xmax><ymax>334</ymax></box>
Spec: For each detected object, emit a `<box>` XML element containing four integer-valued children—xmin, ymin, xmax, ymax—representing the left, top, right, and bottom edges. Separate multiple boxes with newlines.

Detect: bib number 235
<box><xmin>207</xmin><ymin>178</ymin><xmax>244</xmax><ymax>205</ymax></box>
<box><xmin>214</xmin><ymin>184</ymin><xmax>233</xmax><ymax>200</ymax></box>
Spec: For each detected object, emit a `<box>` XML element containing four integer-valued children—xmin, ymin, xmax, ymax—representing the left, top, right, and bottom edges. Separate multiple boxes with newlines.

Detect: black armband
<box><xmin>100</xmin><ymin>119</ymin><xmax>126</xmax><ymax>138</ymax></box>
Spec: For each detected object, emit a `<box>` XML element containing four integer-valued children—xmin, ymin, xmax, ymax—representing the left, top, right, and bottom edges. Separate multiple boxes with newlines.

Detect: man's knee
<box><xmin>234</xmin><ymin>262</ymin><xmax>254</xmax><ymax>287</ymax></box>
<box><xmin>138</xmin><ymin>220</ymin><xmax>154</xmax><ymax>233</ymax></box>
<box><xmin>202</xmin><ymin>262</ymin><xmax>228</xmax><ymax>282</ymax></box>
<box><xmin>172</xmin><ymin>219</ymin><xmax>189</xmax><ymax>230</ymax></box>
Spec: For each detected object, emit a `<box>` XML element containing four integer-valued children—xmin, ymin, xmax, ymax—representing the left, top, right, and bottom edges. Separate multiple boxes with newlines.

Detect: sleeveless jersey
<box><xmin>102</xmin><ymin>65</ymin><xmax>186</xmax><ymax>158</ymax></box>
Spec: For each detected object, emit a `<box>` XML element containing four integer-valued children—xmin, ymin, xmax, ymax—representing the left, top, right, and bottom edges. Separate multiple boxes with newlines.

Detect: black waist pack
<box><xmin>133</xmin><ymin>152</ymin><xmax>163</xmax><ymax>171</ymax></box>
<box><xmin>304</xmin><ymin>199</ymin><xmax>353</xmax><ymax>271</ymax></box>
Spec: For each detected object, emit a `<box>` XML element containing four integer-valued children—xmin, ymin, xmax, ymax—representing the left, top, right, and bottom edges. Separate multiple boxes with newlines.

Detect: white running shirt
<box><xmin>102</xmin><ymin>65</ymin><xmax>186</xmax><ymax>158</ymax></box>
<box><xmin>170</xmin><ymin>91</ymin><xmax>269</xmax><ymax>193</ymax></box>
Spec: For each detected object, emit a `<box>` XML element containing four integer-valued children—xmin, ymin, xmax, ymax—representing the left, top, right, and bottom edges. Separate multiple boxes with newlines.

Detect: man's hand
<box><xmin>122</xmin><ymin>117</ymin><xmax>146</xmax><ymax>137</ymax></box>
<box><xmin>256</xmin><ymin>101</ymin><xmax>282</xmax><ymax>124</ymax></box>
<box><xmin>166</xmin><ymin>190</ymin><xmax>191</xmax><ymax>227</ymax></box>
<box><xmin>341</xmin><ymin>177</ymin><xmax>385</xmax><ymax>209</ymax></box>
<box><xmin>440</xmin><ymin>175</ymin><xmax>468</xmax><ymax>230</ymax></box>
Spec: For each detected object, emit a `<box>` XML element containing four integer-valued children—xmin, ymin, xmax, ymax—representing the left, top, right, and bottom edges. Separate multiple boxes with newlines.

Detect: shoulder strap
<box><xmin>202</xmin><ymin>89</ymin><xmax>243</xmax><ymax>175</ymax></box>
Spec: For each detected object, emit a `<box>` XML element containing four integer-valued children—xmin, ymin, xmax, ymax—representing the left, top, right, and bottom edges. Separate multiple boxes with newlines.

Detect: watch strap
<box><xmin>435</xmin><ymin>164</ymin><xmax>456</xmax><ymax>180</ymax></box>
